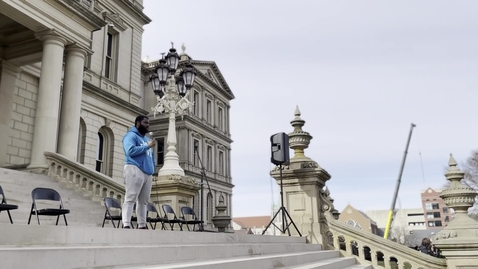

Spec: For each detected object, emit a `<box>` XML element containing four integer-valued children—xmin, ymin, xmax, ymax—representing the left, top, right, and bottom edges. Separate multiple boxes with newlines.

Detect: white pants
<box><xmin>122</xmin><ymin>165</ymin><xmax>152</xmax><ymax>228</ymax></box>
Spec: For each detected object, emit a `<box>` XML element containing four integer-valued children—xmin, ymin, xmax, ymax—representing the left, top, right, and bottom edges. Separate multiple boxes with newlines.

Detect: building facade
<box><xmin>421</xmin><ymin>187</ymin><xmax>454</xmax><ymax>229</ymax></box>
<box><xmin>339</xmin><ymin>204</ymin><xmax>379</xmax><ymax>235</ymax></box>
<box><xmin>0</xmin><ymin>0</ymin><xmax>234</xmax><ymax>228</ymax></box>
<box><xmin>142</xmin><ymin>50</ymin><xmax>235</xmax><ymax>228</ymax></box>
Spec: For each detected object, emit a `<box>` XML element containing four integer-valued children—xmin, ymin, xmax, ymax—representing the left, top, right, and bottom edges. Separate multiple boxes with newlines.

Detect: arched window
<box><xmin>96</xmin><ymin>127</ymin><xmax>114</xmax><ymax>176</ymax></box>
<box><xmin>95</xmin><ymin>132</ymin><xmax>104</xmax><ymax>172</ymax></box>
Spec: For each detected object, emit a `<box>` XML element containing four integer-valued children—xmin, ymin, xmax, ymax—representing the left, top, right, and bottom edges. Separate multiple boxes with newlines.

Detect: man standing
<box><xmin>122</xmin><ymin>115</ymin><xmax>156</xmax><ymax>229</ymax></box>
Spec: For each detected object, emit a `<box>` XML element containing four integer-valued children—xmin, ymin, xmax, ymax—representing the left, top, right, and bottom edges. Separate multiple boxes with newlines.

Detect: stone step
<box><xmin>102</xmin><ymin>251</ymin><xmax>342</xmax><ymax>269</ymax></box>
<box><xmin>341</xmin><ymin>265</ymin><xmax>374</xmax><ymax>269</ymax></box>
<box><xmin>286</xmin><ymin>257</ymin><xmax>364</xmax><ymax>269</ymax></box>
<box><xmin>0</xmin><ymin>168</ymin><xmax>109</xmax><ymax>226</ymax></box>
<box><xmin>0</xmin><ymin>223</ymin><xmax>307</xmax><ymax>246</ymax></box>
<box><xmin>0</xmin><ymin>243</ymin><xmax>325</xmax><ymax>269</ymax></box>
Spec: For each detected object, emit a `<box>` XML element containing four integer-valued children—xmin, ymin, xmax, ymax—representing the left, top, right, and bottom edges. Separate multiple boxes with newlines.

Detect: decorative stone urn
<box><xmin>212</xmin><ymin>194</ymin><xmax>231</xmax><ymax>232</ymax></box>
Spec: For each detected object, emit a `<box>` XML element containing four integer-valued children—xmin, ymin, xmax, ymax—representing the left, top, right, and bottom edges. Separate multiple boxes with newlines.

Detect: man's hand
<box><xmin>148</xmin><ymin>140</ymin><xmax>157</xmax><ymax>148</ymax></box>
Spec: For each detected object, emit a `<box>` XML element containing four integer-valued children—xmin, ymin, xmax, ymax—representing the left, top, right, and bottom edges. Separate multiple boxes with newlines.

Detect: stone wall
<box><xmin>7</xmin><ymin>70</ymin><xmax>39</xmax><ymax>165</ymax></box>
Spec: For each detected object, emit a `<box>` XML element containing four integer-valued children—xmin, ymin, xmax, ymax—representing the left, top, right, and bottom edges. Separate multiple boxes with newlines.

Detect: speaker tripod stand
<box><xmin>262</xmin><ymin>163</ymin><xmax>302</xmax><ymax>236</ymax></box>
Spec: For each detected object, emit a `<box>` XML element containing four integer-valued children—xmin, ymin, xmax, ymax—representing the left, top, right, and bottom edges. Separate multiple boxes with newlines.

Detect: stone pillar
<box><xmin>57</xmin><ymin>46</ymin><xmax>87</xmax><ymax>161</ymax></box>
<box><xmin>432</xmin><ymin>154</ymin><xmax>478</xmax><ymax>269</ymax></box>
<box><xmin>0</xmin><ymin>60</ymin><xmax>22</xmax><ymax>166</ymax></box>
<box><xmin>28</xmin><ymin>32</ymin><xmax>67</xmax><ymax>170</ymax></box>
<box><xmin>152</xmin><ymin>174</ymin><xmax>200</xmax><ymax>223</ymax></box>
<box><xmin>270</xmin><ymin>106</ymin><xmax>336</xmax><ymax>246</ymax></box>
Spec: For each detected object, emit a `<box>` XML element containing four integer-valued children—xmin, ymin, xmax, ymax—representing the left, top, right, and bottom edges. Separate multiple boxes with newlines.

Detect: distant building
<box><xmin>339</xmin><ymin>204</ymin><xmax>379</xmax><ymax>235</ymax></box>
<box><xmin>421</xmin><ymin>187</ymin><xmax>454</xmax><ymax>229</ymax></box>
<box><xmin>365</xmin><ymin>208</ymin><xmax>427</xmax><ymax>231</ymax></box>
<box><xmin>232</xmin><ymin>216</ymin><xmax>276</xmax><ymax>235</ymax></box>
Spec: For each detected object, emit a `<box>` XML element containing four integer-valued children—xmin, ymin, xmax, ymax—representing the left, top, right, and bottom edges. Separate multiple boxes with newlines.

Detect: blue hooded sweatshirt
<box><xmin>122</xmin><ymin>126</ymin><xmax>155</xmax><ymax>175</ymax></box>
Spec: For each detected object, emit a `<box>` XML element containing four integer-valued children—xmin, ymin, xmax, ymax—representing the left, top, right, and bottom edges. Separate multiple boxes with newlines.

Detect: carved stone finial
<box><xmin>288</xmin><ymin>106</ymin><xmax>313</xmax><ymax>158</ymax></box>
<box><xmin>434</xmin><ymin>154</ymin><xmax>478</xmax><ymax>242</ymax></box>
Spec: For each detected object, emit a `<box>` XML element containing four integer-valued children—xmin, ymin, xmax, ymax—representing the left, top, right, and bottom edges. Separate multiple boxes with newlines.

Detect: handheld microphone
<box><xmin>148</xmin><ymin>132</ymin><xmax>153</xmax><ymax>138</ymax></box>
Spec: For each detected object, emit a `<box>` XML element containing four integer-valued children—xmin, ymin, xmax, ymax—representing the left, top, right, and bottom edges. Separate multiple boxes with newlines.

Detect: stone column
<box><xmin>57</xmin><ymin>46</ymin><xmax>87</xmax><ymax>161</ymax></box>
<box><xmin>28</xmin><ymin>32</ymin><xmax>67</xmax><ymax>170</ymax></box>
<box><xmin>432</xmin><ymin>154</ymin><xmax>478</xmax><ymax>269</ymax></box>
<box><xmin>0</xmin><ymin>60</ymin><xmax>22</xmax><ymax>166</ymax></box>
<box><xmin>270</xmin><ymin>106</ymin><xmax>335</xmax><ymax>246</ymax></box>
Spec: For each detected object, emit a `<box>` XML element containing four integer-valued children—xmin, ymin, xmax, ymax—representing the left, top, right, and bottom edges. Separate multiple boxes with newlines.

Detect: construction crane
<box><xmin>383</xmin><ymin>123</ymin><xmax>416</xmax><ymax>239</ymax></box>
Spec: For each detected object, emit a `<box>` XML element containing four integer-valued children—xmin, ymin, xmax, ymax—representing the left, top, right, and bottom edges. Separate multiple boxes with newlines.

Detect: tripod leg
<box><xmin>262</xmin><ymin>208</ymin><xmax>283</xmax><ymax>235</ymax></box>
<box><xmin>282</xmin><ymin>207</ymin><xmax>302</xmax><ymax>237</ymax></box>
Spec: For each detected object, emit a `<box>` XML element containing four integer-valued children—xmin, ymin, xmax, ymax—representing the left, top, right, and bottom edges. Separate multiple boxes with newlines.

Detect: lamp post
<box><xmin>150</xmin><ymin>45</ymin><xmax>197</xmax><ymax>176</ymax></box>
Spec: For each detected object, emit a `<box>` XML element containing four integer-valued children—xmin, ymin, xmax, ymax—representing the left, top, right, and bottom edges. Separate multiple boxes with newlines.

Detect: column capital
<box><xmin>65</xmin><ymin>44</ymin><xmax>93</xmax><ymax>58</ymax></box>
<box><xmin>0</xmin><ymin>60</ymin><xmax>22</xmax><ymax>77</ymax></box>
<box><xmin>34</xmin><ymin>29</ymin><xmax>68</xmax><ymax>46</ymax></box>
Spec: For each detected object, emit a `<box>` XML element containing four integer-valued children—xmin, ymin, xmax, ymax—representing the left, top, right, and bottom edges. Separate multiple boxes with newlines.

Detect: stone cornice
<box><xmin>83</xmin><ymin>81</ymin><xmax>148</xmax><ymax>116</ymax></box>
<box><xmin>192</xmin><ymin>61</ymin><xmax>234</xmax><ymax>100</ymax></box>
<box><xmin>114</xmin><ymin>0</ymin><xmax>152</xmax><ymax>25</ymax></box>
<box><xmin>141</xmin><ymin>60</ymin><xmax>235</xmax><ymax>100</ymax></box>
<box><xmin>58</xmin><ymin>0</ymin><xmax>106</xmax><ymax>30</ymax></box>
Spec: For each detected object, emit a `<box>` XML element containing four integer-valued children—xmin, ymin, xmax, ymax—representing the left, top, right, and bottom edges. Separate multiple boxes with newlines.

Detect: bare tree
<box><xmin>462</xmin><ymin>150</ymin><xmax>478</xmax><ymax>219</ymax></box>
<box><xmin>390</xmin><ymin>225</ymin><xmax>421</xmax><ymax>247</ymax></box>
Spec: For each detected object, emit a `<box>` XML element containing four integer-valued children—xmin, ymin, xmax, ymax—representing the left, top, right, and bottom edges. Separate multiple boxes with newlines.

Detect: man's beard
<box><xmin>137</xmin><ymin>125</ymin><xmax>148</xmax><ymax>135</ymax></box>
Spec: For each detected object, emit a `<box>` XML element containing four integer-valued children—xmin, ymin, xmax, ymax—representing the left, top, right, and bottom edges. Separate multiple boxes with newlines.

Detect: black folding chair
<box><xmin>146</xmin><ymin>203</ymin><xmax>167</xmax><ymax>230</ymax></box>
<box><xmin>162</xmin><ymin>204</ymin><xmax>185</xmax><ymax>231</ymax></box>
<box><xmin>28</xmin><ymin>188</ymin><xmax>70</xmax><ymax>226</ymax></box>
<box><xmin>0</xmin><ymin>185</ymin><xmax>18</xmax><ymax>224</ymax></box>
<box><xmin>180</xmin><ymin>206</ymin><xmax>203</xmax><ymax>231</ymax></box>
<box><xmin>102</xmin><ymin>197</ymin><xmax>122</xmax><ymax>228</ymax></box>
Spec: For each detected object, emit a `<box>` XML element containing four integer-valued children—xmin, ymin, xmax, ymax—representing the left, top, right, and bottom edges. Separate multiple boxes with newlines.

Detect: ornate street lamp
<box><xmin>150</xmin><ymin>44</ymin><xmax>197</xmax><ymax>176</ymax></box>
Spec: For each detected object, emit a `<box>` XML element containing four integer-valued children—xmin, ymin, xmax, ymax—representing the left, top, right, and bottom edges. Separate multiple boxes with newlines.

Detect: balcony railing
<box><xmin>327</xmin><ymin>215</ymin><xmax>447</xmax><ymax>269</ymax></box>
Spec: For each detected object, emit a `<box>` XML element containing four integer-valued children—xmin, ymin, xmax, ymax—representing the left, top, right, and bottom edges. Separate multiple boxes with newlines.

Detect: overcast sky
<box><xmin>141</xmin><ymin>0</ymin><xmax>478</xmax><ymax>217</ymax></box>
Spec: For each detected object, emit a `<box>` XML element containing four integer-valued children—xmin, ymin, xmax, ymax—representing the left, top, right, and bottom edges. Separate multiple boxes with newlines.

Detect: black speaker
<box><xmin>270</xmin><ymin>132</ymin><xmax>290</xmax><ymax>165</ymax></box>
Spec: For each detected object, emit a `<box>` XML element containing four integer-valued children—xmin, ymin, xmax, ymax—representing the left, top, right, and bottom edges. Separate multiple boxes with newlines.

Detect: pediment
<box><xmin>191</xmin><ymin>60</ymin><xmax>235</xmax><ymax>100</ymax></box>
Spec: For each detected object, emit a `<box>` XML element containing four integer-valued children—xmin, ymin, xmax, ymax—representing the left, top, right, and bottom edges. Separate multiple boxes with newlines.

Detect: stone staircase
<box><xmin>0</xmin><ymin>223</ymin><xmax>372</xmax><ymax>269</ymax></box>
<box><xmin>0</xmin><ymin>168</ymin><xmax>106</xmax><ymax>227</ymax></box>
<box><xmin>0</xmin><ymin>168</ymin><xmax>371</xmax><ymax>268</ymax></box>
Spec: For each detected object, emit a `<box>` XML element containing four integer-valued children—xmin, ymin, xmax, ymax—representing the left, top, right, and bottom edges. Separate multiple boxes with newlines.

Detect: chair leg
<box><xmin>36</xmin><ymin>213</ymin><xmax>40</xmax><ymax>225</ymax></box>
<box><xmin>63</xmin><ymin>214</ymin><xmax>68</xmax><ymax>226</ymax></box>
<box><xmin>7</xmin><ymin>210</ymin><xmax>13</xmax><ymax>224</ymax></box>
<box><xmin>27</xmin><ymin>205</ymin><xmax>33</xmax><ymax>225</ymax></box>
<box><xmin>55</xmin><ymin>215</ymin><xmax>60</xmax><ymax>226</ymax></box>
<box><xmin>116</xmin><ymin>220</ymin><xmax>121</xmax><ymax>228</ymax></box>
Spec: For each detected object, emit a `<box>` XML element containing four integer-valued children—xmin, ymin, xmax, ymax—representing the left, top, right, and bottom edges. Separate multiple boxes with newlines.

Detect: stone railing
<box><xmin>327</xmin><ymin>216</ymin><xmax>446</xmax><ymax>269</ymax></box>
<box><xmin>44</xmin><ymin>151</ymin><xmax>125</xmax><ymax>204</ymax></box>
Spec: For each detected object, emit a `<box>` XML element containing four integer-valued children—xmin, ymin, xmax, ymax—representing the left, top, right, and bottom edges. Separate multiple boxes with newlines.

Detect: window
<box><xmin>193</xmin><ymin>139</ymin><xmax>199</xmax><ymax>166</ymax></box>
<box><xmin>432</xmin><ymin>203</ymin><xmax>440</xmax><ymax>210</ymax></box>
<box><xmin>443</xmin><ymin>207</ymin><xmax>448</xmax><ymax>213</ymax></box>
<box><xmin>193</xmin><ymin>91</ymin><xmax>199</xmax><ymax>116</ymax></box>
<box><xmin>96</xmin><ymin>132</ymin><xmax>104</xmax><ymax>173</ymax></box>
<box><xmin>96</xmin><ymin>127</ymin><xmax>114</xmax><ymax>176</ymax></box>
<box><xmin>218</xmin><ymin>107</ymin><xmax>223</xmax><ymax>130</ymax></box>
<box><xmin>157</xmin><ymin>138</ymin><xmax>164</xmax><ymax>165</ymax></box>
<box><xmin>104</xmin><ymin>31</ymin><xmax>118</xmax><ymax>80</ymax></box>
<box><xmin>427</xmin><ymin>213</ymin><xmax>434</xmax><ymax>219</ymax></box>
<box><xmin>433</xmin><ymin>212</ymin><xmax>441</xmax><ymax>218</ymax></box>
<box><xmin>219</xmin><ymin>151</ymin><xmax>224</xmax><ymax>175</ymax></box>
<box><xmin>206</xmin><ymin>100</ymin><xmax>212</xmax><ymax>123</ymax></box>
<box><xmin>407</xmin><ymin>213</ymin><xmax>423</xmax><ymax>217</ymax></box>
<box><xmin>425</xmin><ymin>203</ymin><xmax>432</xmax><ymax>210</ymax></box>
<box><xmin>206</xmin><ymin>145</ymin><xmax>212</xmax><ymax>171</ymax></box>
<box><xmin>445</xmin><ymin>216</ymin><xmax>450</xmax><ymax>222</ymax></box>
<box><xmin>428</xmin><ymin>221</ymin><xmax>442</xmax><ymax>227</ymax></box>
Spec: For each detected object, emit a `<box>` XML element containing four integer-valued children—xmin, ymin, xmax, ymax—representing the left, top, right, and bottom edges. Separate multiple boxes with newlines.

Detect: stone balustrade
<box><xmin>327</xmin><ymin>216</ymin><xmax>446</xmax><ymax>269</ymax></box>
<box><xmin>44</xmin><ymin>151</ymin><xmax>125</xmax><ymax>204</ymax></box>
